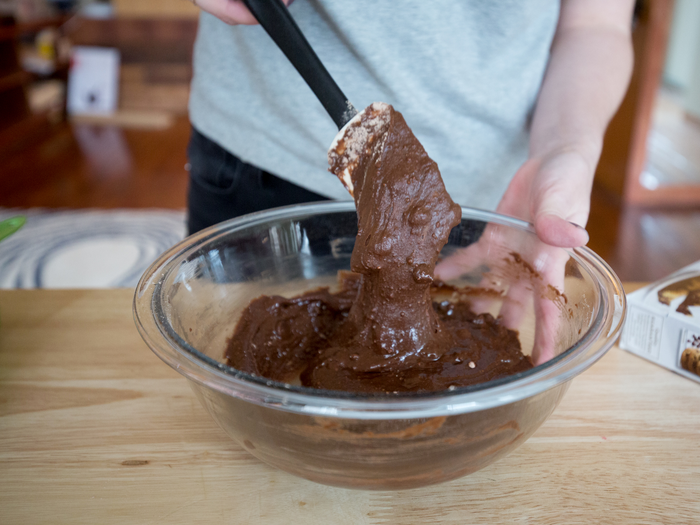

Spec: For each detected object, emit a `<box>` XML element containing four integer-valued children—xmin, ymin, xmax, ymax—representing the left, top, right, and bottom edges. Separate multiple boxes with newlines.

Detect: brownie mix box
<box><xmin>619</xmin><ymin>260</ymin><xmax>700</xmax><ymax>384</ymax></box>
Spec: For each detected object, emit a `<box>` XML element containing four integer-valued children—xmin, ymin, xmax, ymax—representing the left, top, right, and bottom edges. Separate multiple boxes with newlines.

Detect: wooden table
<box><xmin>1</xmin><ymin>288</ymin><xmax>698</xmax><ymax>524</ymax></box>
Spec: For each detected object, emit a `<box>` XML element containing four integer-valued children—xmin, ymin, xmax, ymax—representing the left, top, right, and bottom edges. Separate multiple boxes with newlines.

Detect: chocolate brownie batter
<box><xmin>225</xmin><ymin>103</ymin><xmax>532</xmax><ymax>393</ymax></box>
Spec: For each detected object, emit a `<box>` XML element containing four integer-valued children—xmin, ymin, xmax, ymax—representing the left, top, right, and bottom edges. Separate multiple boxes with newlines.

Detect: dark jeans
<box><xmin>186</xmin><ymin>127</ymin><xmax>330</xmax><ymax>235</ymax></box>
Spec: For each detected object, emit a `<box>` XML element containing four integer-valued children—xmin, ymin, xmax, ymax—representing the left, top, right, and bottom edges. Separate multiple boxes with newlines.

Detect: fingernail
<box><xmin>569</xmin><ymin>221</ymin><xmax>589</xmax><ymax>243</ymax></box>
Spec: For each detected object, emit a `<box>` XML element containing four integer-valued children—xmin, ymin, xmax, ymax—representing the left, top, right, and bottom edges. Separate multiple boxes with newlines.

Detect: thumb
<box><xmin>530</xmin><ymin>152</ymin><xmax>593</xmax><ymax>248</ymax></box>
<box><xmin>534</xmin><ymin>213</ymin><xmax>589</xmax><ymax>248</ymax></box>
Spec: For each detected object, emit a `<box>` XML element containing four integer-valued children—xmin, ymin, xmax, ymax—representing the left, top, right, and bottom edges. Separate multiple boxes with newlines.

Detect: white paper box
<box><xmin>619</xmin><ymin>260</ymin><xmax>700</xmax><ymax>384</ymax></box>
<box><xmin>67</xmin><ymin>46</ymin><xmax>120</xmax><ymax>116</ymax></box>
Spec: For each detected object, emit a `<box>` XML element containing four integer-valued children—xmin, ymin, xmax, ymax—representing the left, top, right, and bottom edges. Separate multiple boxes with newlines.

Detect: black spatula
<box><xmin>241</xmin><ymin>0</ymin><xmax>358</xmax><ymax>129</ymax></box>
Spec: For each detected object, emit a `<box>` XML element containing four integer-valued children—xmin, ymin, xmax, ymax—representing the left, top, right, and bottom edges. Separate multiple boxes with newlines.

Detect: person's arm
<box><xmin>498</xmin><ymin>0</ymin><xmax>635</xmax><ymax>247</ymax></box>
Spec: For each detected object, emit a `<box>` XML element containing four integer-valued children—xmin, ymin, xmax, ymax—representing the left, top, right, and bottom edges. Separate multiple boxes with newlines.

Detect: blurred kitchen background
<box><xmin>0</xmin><ymin>0</ymin><xmax>699</xmax><ymax>288</ymax></box>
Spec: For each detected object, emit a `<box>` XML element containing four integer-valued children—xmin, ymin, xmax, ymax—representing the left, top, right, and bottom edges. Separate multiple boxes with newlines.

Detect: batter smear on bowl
<box><xmin>225</xmin><ymin>103</ymin><xmax>532</xmax><ymax>393</ymax></box>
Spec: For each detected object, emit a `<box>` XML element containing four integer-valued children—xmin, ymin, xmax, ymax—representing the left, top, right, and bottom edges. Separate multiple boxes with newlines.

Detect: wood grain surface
<box><xmin>1</xmin><ymin>288</ymin><xmax>699</xmax><ymax>524</ymax></box>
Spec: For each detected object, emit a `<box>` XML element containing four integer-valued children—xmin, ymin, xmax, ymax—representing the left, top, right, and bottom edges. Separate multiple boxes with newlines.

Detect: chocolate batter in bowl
<box><xmin>134</xmin><ymin>203</ymin><xmax>626</xmax><ymax>490</ymax></box>
<box><xmin>225</xmin><ymin>104</ymin><xmax>532</xmax><ymax>395</ymax></box>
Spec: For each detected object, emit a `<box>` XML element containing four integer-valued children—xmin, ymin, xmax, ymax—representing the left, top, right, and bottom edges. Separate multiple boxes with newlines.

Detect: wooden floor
<box><xmin>0</xmin><ymin>118</ymin><xmax>190</xmax><ymax>210</ymax></box>
<box><xmin>1</xmin><ymin>116</ymin><xmax>699</xmax><ymax>283</ymax></box>
<box><xmin>587</xmin><ymin>186</ymin><xmax>700</xmax><ymax>281</ymax></box>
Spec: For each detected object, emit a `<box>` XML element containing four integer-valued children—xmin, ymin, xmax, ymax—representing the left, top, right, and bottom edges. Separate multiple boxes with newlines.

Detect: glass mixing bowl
<box><xmin>134</xmin><ymin>202</ymin><xmax>625</xmax><ymax>490</ymax></box>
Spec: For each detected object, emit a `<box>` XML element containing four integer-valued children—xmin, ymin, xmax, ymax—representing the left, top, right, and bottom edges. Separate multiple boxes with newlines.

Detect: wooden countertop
<box><xmin>1</xmin><ymin>288</ymin><xmax>698</xmax><ymax>524</ymax></box>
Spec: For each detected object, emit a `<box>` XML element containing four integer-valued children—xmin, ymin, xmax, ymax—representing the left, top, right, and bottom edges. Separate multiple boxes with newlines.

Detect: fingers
<box><xmin>194</xmin><ymin>0</ymin><xmax>259</xmax><ymax>24</ymax></box>
<box><xmin>434</xmin><ymin>224</ymin><xmax>498</xmax><ymax>281</ymax></box>
<box><xmin>434</xmin><ymin>243</ymin><xmax>484</xmax><ymax>281</ymax></box>
<box><xmin>194</xmin><ymin>0</ymin><xmax>298</xmax><ymax>25</ymax></box>
<box><xmin>498</xmin><ymin>279</ymin><xmax>531</xmax><ymax>331</ymax></box>
<box><xmin>531</xmin><ymin>246</ymin><xmax>568</xmax><ymax>365</ymax></box>
<box><xmin>531</xmin><ymin>283</ymin><xmax>562</xmax><ymax>366</ymax></box>
<box><xmin>437</xmin><ymin>224</ymin><xmax>571</xmax><ymax>368</ymax></box>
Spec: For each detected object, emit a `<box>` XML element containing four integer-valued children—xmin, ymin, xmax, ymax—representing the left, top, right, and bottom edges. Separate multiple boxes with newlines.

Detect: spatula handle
<box><xmin>241</xmin><ymin>0</ymin><xmax>357</xmax><ymax>129</ymax></box>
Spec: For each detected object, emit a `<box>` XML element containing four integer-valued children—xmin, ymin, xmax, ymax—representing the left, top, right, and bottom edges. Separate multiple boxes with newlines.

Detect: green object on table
<box><xmin>0</xmin><ymin>215</ymin><xmax>25</xmax><ymax>327</ymax></box>
<box><xmin>0</xmin><ymin>216</ymin><xmax>26</xmax><ymax>242</ymax></box>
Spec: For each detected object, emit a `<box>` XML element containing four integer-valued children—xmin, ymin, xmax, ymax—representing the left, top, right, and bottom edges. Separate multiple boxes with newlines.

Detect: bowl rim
<box><xmin>134</xmin><ymin>202</ymin><xmax>626</xmax><ymax>419</ymax></box>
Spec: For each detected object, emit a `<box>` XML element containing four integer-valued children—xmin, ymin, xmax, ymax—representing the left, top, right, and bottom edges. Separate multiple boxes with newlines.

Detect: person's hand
<box><xmin>435</xmin><ymin>216</ymin><xmax>570</xmax><ymax>366</ymax></box>
<box><xmin>435</xmin><ymin>149</ymin><xmax>593</xmax><ymax>365</ymax></box>
<box><xmin>445</xmin><ymin>0</ymin><xmax>636</xmax><ymax>364</ymax></box>
<box><xmin>192</xmin><ymin>0</ymin><xmax>294</xmax><ymax>25</ymax></box>
<box><xmin>436</xmin><ymin>150</ymin><xmax>594</xmax><ymax>366</ymax></box>
<box><xmin>497</xmin><ymin>150</ymin><xmax>592</xmax><ymax>249</ymax></box>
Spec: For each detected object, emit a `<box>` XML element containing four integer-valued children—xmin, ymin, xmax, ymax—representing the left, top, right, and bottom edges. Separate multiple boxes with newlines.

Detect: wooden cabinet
<box><xmin>0</xmin><ymin>16</ymin><xmax>69</xmax><ymax>157</ymax></box>
<box><xmin>595</xmin><ymin>0</ymin><xmax>700</xmax><ymax>206</ymax></box>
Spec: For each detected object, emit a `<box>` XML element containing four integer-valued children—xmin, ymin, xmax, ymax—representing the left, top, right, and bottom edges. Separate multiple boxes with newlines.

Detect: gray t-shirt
<box><xmin>189</xmin><ymin>0</ymin><xmax>559</xmax><ymax>209</ymax></box>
